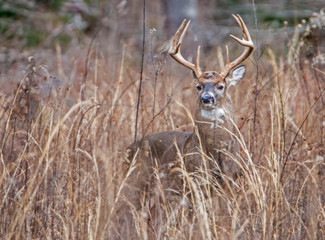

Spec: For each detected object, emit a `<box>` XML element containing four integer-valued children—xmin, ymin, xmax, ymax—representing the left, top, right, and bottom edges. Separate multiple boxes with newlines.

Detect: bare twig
<box><xmin>133</xmin><ymin>0</ymin><xmax>146</xmax><ymax>151</ymax></box>
<box><xmin>82</xmin><ymin>26</ymin><xmax>102</xmax><ymax>84</ymax></box>
<box><xmin>281</xmin><ymin>87</ymin><xmax>325</xmax><ymax>182</ymax></box>
<box><xmin>140</xmin><ymin>97</ymin><xmax>173</xmax><ymax>145</ymax></box>
<box><xmin>252</xmin><ymin>0</ymin><xmax>259</xmax><ymax>156</ymax></box>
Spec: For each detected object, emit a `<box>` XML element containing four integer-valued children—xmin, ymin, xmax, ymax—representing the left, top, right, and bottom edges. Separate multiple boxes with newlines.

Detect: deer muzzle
<box><xmin>201</xmin><ymin>92</ymin><xmax>215</xmax><ymax>105</ymax></box>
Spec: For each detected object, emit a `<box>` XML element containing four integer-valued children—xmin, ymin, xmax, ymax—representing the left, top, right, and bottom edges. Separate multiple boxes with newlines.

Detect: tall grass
<box><xmin>0</xmin><ymin>15</ymin><xmax>324</xmax><ymax>240</ymax></box>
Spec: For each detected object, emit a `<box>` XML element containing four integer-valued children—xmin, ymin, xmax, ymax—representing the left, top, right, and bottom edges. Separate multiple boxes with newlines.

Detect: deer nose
<box><xmin>201</xmin><ymin>93</ymin><xmax>215</xmax><ymax>104</ymax></box>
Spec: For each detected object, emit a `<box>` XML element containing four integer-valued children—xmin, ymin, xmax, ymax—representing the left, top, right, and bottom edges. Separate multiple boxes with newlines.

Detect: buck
<box><xmin>118</xmin><ymin>14</ymin><xmax>254</xmax><ymax>239</ymax></box>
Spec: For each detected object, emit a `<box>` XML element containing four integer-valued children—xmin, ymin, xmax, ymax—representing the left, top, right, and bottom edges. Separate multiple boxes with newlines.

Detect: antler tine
<box><xmin>221</xmin><ymin>14</ymin><xmax>254</xmax><ymax>78</ymax></box>
<box><xmin>171</xmin><ymin>19</ymin><xmax>189</xmax><ymax>52</ymax></box>
<box><xmin>168</xmin><ymin>19</ymin><xmax>202</xmax><ymax>79</ymax></box>
<box><xmin>225</xmin><ymin>45</ymin><xmax>230</xmax><ymax>65</ymax></box>
<box><xmin>229</xmin><ymin>14</ymin><xmax>253</xmax><ymax>47</ymax></box>
<box><xmin>196</xmin><ymin>45</ymin><xmax>201</xmax><ymax>70</ymax></box>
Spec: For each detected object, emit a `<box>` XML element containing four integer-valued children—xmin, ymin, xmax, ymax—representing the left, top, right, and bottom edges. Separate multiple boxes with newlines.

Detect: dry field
<box><xmin>0</xmin><ymin>2</ymin><xmax>324</xmax><ymax>240</ymax></box>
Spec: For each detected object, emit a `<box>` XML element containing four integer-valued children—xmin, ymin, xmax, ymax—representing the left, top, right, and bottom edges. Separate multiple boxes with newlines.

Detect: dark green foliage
<box><xmin>35</xmin><ymin>0</ymin><xmax>67</xmax><ymax>11</ymax></box>
<box><xmin>54</xmin><ymin>33</ymin><xmax>72</xmax><ymax>47</ymax></box>
<box><xmin>0</xmin><ymin>3</ymin><xmax>18</xmax><ymax>19</ymax></box>
<box><xmin>24</xmin><ymin>29</ymin><xmax>46</xmax><ymax>48</ymax></box>
<box><xmin>0</xmin><ymin>23</ymin><xmax>9</xmax><ymax>34</ymax></box>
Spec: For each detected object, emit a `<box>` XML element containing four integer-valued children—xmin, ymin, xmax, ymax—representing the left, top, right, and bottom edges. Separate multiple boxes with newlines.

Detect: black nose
<box><xmin>201</xmin><ymin>93</ymin><xmax>215</xmax><ymax>104</ymax></box>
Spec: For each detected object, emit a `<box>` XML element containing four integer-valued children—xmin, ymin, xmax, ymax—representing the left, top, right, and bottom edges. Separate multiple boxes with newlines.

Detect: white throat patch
<box><xmin>201</xmin><ymin>107</ymin><xmax>226</xmax><ymax>125</ymax></box>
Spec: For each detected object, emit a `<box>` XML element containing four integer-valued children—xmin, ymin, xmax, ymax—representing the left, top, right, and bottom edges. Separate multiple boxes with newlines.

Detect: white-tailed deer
<box><xmin>118</xmin><ymin>14</ymin><xmax>254</xmax><ymax>239</ymax></box>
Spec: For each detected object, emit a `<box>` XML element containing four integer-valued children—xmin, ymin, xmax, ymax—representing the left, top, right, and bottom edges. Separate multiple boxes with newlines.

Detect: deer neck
<box><xmin>194</xmin><ymin>96</ymin><xmax>234</xmax><ymax>155</ymax></box>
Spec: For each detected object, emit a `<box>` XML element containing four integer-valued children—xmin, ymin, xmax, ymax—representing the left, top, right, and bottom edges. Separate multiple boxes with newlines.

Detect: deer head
<box><xmin>168</xmin><ymin>15</ymin><xmax>254</xmax><ymax>121</ymax></box>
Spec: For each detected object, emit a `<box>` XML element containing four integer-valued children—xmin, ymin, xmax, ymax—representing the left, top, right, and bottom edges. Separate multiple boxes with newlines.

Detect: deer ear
<box><xmin>228</xmin><ymin>65</ymin><xmax>246</xmax><ymax>87</ymax></box>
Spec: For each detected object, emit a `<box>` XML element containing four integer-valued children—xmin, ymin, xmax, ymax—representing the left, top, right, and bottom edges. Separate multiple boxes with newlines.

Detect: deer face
<box><xmin>168</xmin><ymin>14</ymin><xmax>253</xmax><ymax>109</ymax></box>
<box><xmin>195</xmin><ymin>66</ymin><xmax>246</xmax><ymax>110</ymax></box>
<box><xmin>168</xmin><ymin>15</ymin><xmax>253</xmax><ymax>121</ymax></box>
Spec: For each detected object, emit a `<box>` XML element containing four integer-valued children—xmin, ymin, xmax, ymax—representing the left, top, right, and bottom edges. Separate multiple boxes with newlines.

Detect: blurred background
<box><xmin>0</xmin><ymin>0</ymin><xmax>324</xmax><ymax>80</ymax></box>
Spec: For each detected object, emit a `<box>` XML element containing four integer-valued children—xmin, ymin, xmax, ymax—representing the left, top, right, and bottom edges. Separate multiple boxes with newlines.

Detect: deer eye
<box><xmin>196</xmin><ymin>84</ymin><xmax>203</xmax><ymax>91</ymax></box>
<box><xmin>217</xmin><ymin>85</ymin><xmax>224</xmax><ymax>90</ymax></box>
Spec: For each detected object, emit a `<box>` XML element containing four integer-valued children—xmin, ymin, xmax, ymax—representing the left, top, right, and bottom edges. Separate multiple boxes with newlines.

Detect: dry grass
<box><xmin>0</xmin><ymin>10</ymin><xmax>324</xmax><ymax>240</ymax></box>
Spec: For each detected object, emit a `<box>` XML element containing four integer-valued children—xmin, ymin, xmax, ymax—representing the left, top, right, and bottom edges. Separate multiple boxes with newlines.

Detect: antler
<box><xmin>168</xmin><ymin>19</ymin><xmax>202</xmax><ymax>79</ymax></box>
<box><xmin>220</xmin><ymin>14</ymin><xmax>254</xmax><ymax>79</ymax></box>
<box><xmin>169</xmin><ymin>15</ymin><xmax>253</xmax><ymax>80</ymax></box>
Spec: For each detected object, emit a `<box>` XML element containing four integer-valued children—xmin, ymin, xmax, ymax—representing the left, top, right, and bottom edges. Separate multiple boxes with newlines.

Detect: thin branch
<box><xmin>281</xmin><ymin>87</ymin><xmax>325</xmax><ymax>182</ymax></box>
<box><xmin>82</xmin><ymin>26</ymin><xmax>102</xmax><ymax>84</ymax></box>
<box><xmin>140</xmin><ymin>97</ymin><xmax>173</xmax><ymax>146</ymax></box>
<box><xmin>252</xmin><ymin>0</ymin><xmax>259</xmax><ymax>156</ymax></box>
<box><xmin>133</xmin><ymin>0</ymin><xmax>146</xmax><ymax>150</ymax></box>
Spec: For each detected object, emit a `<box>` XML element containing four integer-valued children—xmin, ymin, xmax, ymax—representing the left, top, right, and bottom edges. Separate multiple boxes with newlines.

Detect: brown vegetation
<box><xmin>0</xmin><ymin>2</ymin><xmax>324</xmax><ymax>240</ymax></box>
